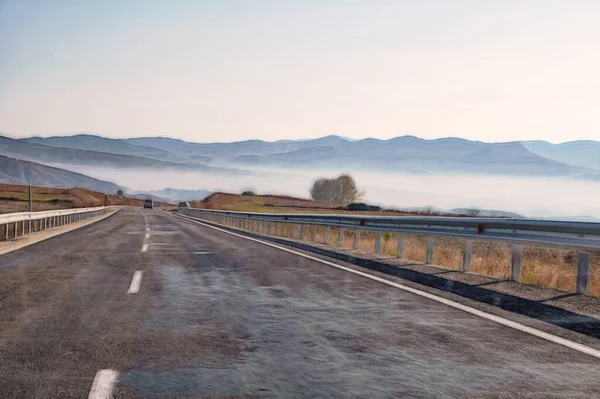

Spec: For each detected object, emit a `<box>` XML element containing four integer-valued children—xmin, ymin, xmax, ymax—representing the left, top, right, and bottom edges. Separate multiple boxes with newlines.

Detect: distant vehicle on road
<box><xmin>178</xmin><ymin>201</ymin><xmax>190</xmax><ymax>208</ymax></box>
<box><xmin>143</xmin><ymin>199</ymin><xmax>153</xmax><ymax>209</ymax></box>
<box><xmin>347</xmin><ymin>202</ymin><xmax>381</xmax><ymax>212</ymax></box>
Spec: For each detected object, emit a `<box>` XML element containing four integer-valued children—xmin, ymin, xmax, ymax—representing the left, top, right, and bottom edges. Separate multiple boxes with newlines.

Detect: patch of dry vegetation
<box><xmin>0</xmin><ymin>183</ymin><xmax>172</xmax><ymax>214</ymax></box>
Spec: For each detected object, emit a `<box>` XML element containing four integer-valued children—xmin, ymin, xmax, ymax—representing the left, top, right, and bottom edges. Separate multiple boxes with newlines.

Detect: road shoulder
<box><xmin>0</xmin><ymin>208</ymin><xmax>120</xmax><ymax>256</ymax></box>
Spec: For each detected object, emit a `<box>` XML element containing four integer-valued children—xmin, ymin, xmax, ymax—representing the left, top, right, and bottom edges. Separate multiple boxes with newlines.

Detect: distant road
<box><xmin>1</xmin><ymin>208</ymin><xmax>599</xmax><ymax>398</ymax></box>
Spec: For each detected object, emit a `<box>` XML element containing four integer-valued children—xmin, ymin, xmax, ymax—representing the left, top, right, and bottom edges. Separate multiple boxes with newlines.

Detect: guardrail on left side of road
<box><xmin>0</xmin><ymin>206</ymin><xmax>109</xmax><ymax>242</ymax></box>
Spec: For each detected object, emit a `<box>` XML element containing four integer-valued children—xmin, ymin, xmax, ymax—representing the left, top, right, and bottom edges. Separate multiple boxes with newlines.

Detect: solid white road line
<box><xmin>88</xmin><ymin>369</ymin><xmax>118</xmax><ymax>399</ymax></box>
<box><xmin>127</xmin><ymin>270</ymin><xmax>143</xmax><ymax>294</ymax></box>
<box><xmin>173</xmin><ymin>213</ymin><xmax>600</xmax><ymax>360</ymax></box>
<box><xmin>141</xmin><ymin>244</ymin><xmax>148</xmax><ymax>252</ymax></box>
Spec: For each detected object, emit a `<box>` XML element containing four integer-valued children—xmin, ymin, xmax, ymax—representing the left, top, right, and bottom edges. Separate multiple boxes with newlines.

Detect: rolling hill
<box><xmin>226</xmin><ymin>136</ymin><xmax>586</xmax><ymax>175</ymax></box>
<box><xmin>23</xmin><ymin>134</ymin><xmax>180</xmax><ymax>161</ymax></box>
<box><xmin>0</xmin><ymin>135</ymin><xmax>218</xmax><ymax>171</ymax></box>
<box><xmin>0</xmin><ymin>183</ymin><xmax>172</xmax><ymax>214</ymax></box>
<box><xmin>0</xmin><ymin>154</ymin><xmax>120</xmax><ymax>193</ymax></box>
<box><xmin>522</xmin><ymin>140</ymin><xmax>600</xmax><ymax>171</ymax></box>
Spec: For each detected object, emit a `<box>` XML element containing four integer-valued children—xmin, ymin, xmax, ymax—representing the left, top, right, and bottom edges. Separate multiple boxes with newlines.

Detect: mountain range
<box><xmin>12</xmin><ymin>134</ymin><xmax>600</xmax><ymax>174</ymax></box>
<box><xmin>0</xmin><ymin>133</ymin><xmax>598</xmax><ymax>196</ymax></box>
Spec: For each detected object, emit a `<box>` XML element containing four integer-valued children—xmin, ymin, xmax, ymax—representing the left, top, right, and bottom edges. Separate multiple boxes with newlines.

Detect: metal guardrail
<box><xmin>0</xmin><ymin>206</ymin><xmax>108</xmax><ymax>242</ymax></box>
<box><xmin>177</xmin><ymin>208</ymin><xmax>600</xmax><ymax>295</ymax></box>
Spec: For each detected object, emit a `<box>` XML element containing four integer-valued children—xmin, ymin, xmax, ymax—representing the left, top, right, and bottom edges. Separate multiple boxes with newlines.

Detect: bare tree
<box><xmin>466</xmin><ymin>207</ymin><xmax>482</xmax><ymax>217</ymax></box>
<box><xmin>310</xmin><ymin>174</ymin><xmax>361</xmax><ymax>206</ymax></box>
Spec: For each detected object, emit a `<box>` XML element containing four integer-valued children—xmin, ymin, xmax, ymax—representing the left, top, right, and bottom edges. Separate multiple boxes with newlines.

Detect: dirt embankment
<box><xmin>0</xmin><ymin>184</ymin><xmax>172</xmax><ymax>214</ymax></box>
<box><xmin>193</xmin><ymin>192</ymin><xmax>422</xmax><ymax>216</ymax></box>
<box><xmin>195</xmin><ymin>192</ymin><xmax>332</xmax><ymax>211</ymax></box>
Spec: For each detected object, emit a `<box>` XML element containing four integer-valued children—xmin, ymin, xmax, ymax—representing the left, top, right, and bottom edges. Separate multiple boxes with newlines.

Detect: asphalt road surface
<box><xmin>1</xmin><ymin>208</ymin><xmax>599</xmax><ymax>398</ymax></box>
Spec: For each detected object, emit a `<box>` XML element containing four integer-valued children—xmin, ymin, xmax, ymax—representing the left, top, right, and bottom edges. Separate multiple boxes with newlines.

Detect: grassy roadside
<box><xmin>0</xmin><ymin>184</ymin><xmax>173</xmax><ymax>214</ymax></box>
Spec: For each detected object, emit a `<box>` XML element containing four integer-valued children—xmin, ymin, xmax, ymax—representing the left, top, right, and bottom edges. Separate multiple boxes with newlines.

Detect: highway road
<box><xmin>1</xmin><ymin>207</ymin><xmax>599</xmax><ymax>398</ymax></box>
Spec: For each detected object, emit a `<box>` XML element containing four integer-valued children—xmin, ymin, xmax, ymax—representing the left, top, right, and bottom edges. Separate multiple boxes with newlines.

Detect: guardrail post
<box><xmin>22</xmin><ymin>221</ymin><xmax>25</xmax><ymax>235</ymax></box>
<box><xmin>338</xmin><ymin>228</ymin><xmax>344</xmax><ymax>247</ymax></box>
<box><xmin>280</xmin><ymin>223</ymin><xmax>286</xmax><ymax>237</ymax></box>
<box><xmin>300</xmin><ymin>225</ymin><xmax>306</xmax><ymax>240</ymax></box>
<box><xmin>462</xmin><ymin>240</ymin><xmax>472</xmax><ymax>272</ymax></box>
<box><xmin>14</xmin><ymin>222</ymin><xmax>18</xmax><ymax>238</ymax></box>
<box><xmin>576</xmin><ymin>252</ymin><xmax>590</xmax><ymax>295</ymax></box>
<box><xmin>310</xmin><ymin>225</ymin><xmax>317</xmax><ymax>242</ymax></box>
<box><xmin>354</xmin><ymin>229</ymin><xmax>360</xmax><ymax>249</ymax></box>
<box><xmin>396</xmin><ymin>234</ymin><xmax>405</xmax><ymax>258</ymax></box>
<box><xmin>323</xmin><ymin>226</ymin><xmax>329</xmax><ymax>244</ymax></box>
<box><xmin>374</xmin><ymin>231</ymin><xmax>382</xmax><ymax>254</ymax></box>
<box><xmin>4</xmin><ymin>223</ymin><xmax>7</xmax><ymax>239</ymax></box>
<box><xmin>426</xmin><ymin>236</ymin><xmax>435</xmax><ymax>264</ymax></box>
<box><xmin>511</xmin><ymin>245</ymin><xmax>523</xmax><ymax>282</ymax></box>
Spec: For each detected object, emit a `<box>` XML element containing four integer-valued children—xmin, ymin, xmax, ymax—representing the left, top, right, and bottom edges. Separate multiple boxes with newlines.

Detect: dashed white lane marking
<box><xmin>141</xmin><ymin>244</ymin><xmax>148</xmax><ymax>252</ymax></box>
<box><xmin>127</xmin><ymin>271</ymin><xmax>143</xmax><ymax>294</ymax></box>
<box><xmin>146</xmin><ymin>227</ymin><xmax>150</xmax><ymax>232</ymax></box>
<box><xmin>88</xmin><ymin>369</ymin><xmax>118</xmax><ymax>399</ymax></box>
<box><xmin>145</xmin><ymin>233</ymin><xmax>150</xmax><ymax>239</ymax></box>
<box><xmin>193</xmin><ymin>251</ymin><xmax>215</xmax><ymax>255</ymax></box>
<box><xmin>173</xmin><ymin>213</ymin><xmax>600</xmax><ymax>360</ymax></box>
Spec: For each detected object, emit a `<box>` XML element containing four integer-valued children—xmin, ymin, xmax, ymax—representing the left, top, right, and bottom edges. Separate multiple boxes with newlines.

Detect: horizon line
<box><xmin>3</xmin><ymin>132</ymin><xmax>598</xmax><ymax>146</ymax></box>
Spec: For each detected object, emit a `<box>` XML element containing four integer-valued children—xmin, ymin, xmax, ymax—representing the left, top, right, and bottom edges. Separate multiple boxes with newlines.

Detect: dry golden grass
<box><xmin>194</xmin><ymin>192</ymin><xmax>422</xmax><ymax>217</ymax></box>
<box><xmin>589</xmin><ymin>254</ymin><xmax>600</xmax><ymax>297</ymax></box>
<box><xmin>0</xmin><ymin>183</ymin><xmax>172</xmax><ymax>214</ymax></box>
<box><xmin>470</xmin><ymin>241</ymin><xmax>511</xmax><ymax>279</ymax></box>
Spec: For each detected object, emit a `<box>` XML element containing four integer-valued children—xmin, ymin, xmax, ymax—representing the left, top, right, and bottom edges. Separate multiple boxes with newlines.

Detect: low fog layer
<box><xmin>71</xmin><ymin>165</ymin><xmax>600</xmax><ymax>219</ymax></box>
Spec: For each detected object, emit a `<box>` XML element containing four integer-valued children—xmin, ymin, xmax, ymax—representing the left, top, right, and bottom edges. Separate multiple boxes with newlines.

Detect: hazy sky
<box><xmin>1</xmin><ymin>0</ymin><xmax>599</xmax><ymax>143</ymax></box>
